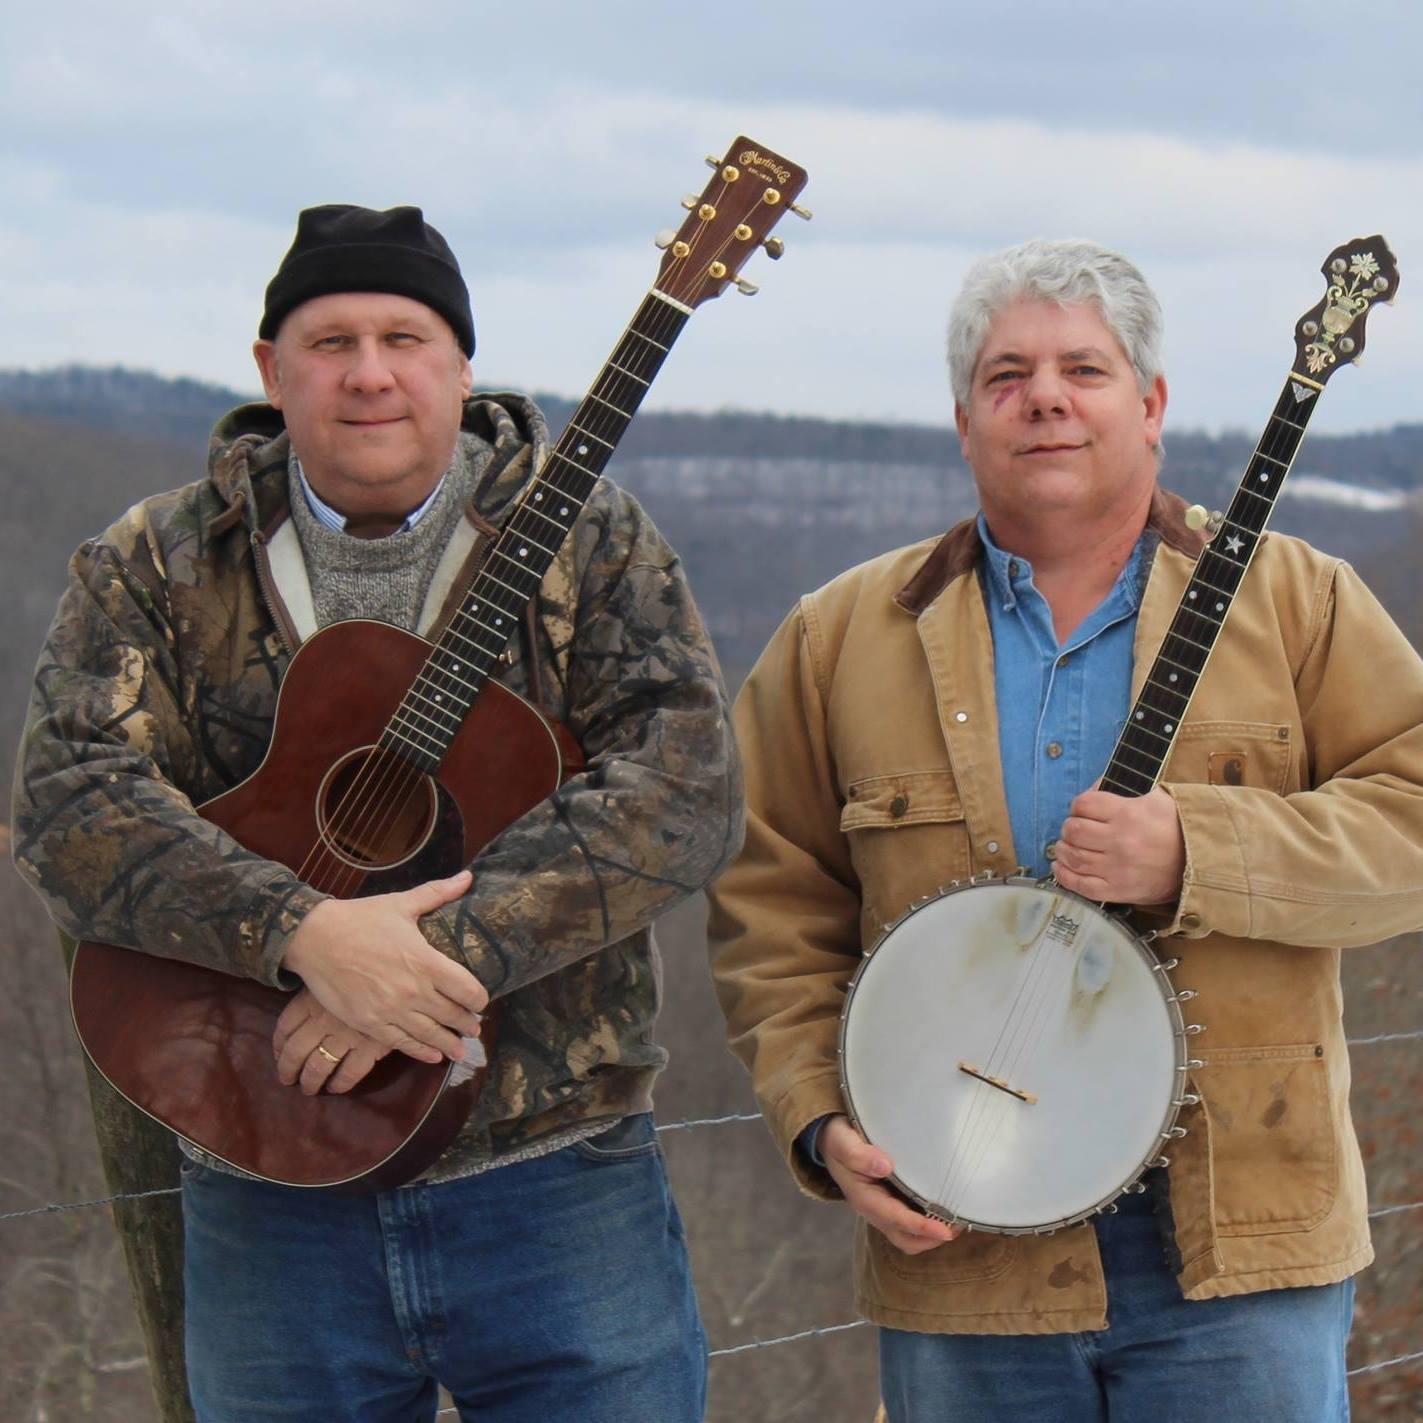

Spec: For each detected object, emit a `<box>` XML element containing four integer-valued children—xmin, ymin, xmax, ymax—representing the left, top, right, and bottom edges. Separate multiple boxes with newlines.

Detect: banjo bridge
<box><xmin>957</xmin><ymin>1060</ymin><xmax>1038</xmax><ymax>1105</ymax></box>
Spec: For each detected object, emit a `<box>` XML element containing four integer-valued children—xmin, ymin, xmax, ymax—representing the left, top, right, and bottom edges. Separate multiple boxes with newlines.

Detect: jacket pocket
<box><xmin>841</xmin><ymin>771</ymin><xmax>972</xmax><ymax>944</ymax></box>
<box><xmin>867</xmin><ymin>1216</ymin><xmax>1017</xmax><ymax>1285</ymax></box>
<box><xmin>1197</xmin><ymin>1043</ymin><xmax>1336</xmax><ymax>1235</ymax></box>
<box><xmin>1163</xmin><ymin>720</ymin><xmax>1295</xmax><ymax>795</ymax></box>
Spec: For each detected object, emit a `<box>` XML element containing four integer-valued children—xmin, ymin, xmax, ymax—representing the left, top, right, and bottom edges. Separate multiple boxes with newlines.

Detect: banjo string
<box><xmin>932</xmin><ymin>894</ymin><xmax>1069</xmax><ymax>1210</ymax></box>
<box><xmin>944</xmin><ymin>924</ymin><xmax>1081</xmax><ymax>1214</ymax></box>
<box><xmin>938</xmin><ymin>923</ymin><xmax>1077</xmax><ymax>1214</ymax></box>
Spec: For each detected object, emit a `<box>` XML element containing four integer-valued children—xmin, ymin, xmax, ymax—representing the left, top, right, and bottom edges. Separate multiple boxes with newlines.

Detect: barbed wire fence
<box><xmin>3</xmin><ymin>1028</ymin><xmax>1420</xmax><ymax>1408</ymax></box>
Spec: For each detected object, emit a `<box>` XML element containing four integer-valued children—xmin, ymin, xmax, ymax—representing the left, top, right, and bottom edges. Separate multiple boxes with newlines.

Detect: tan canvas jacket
<box><xmin>708</xmin><ymin>489</ymin><xmax>1423</xmax><ymax>1335</ymax></box>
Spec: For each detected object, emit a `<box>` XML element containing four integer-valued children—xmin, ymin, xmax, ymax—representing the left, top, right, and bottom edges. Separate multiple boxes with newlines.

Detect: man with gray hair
<box><xmin>709</xmin><ymin>238</ymin><xmax>1423</xmax><ymax>1418</ymax></box>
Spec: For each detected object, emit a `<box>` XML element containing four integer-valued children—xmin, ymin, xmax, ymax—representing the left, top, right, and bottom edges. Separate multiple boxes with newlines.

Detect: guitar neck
<box><xmin>380</xmin><ymin>290</ymin><xmax>692</xmax><ymax>772</ymax></box>
<box><xmin>1098</xmin><ymin>371</ymin><xmax>1325</xmax><ymax>798</ymax></box>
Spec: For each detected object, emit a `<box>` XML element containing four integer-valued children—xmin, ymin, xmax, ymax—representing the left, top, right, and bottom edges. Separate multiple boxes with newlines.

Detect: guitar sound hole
<box><xmin>315</xmin><ymin>747</ymin><xmax>438</xmax><ymax>871</ymax></box>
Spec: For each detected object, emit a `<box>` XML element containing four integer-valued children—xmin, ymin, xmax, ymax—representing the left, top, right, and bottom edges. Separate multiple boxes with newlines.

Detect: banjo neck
<box><xmin>1099</xmin><ymin>236</ymin><xmax>1398</xmax><ymax>801</ymax></box>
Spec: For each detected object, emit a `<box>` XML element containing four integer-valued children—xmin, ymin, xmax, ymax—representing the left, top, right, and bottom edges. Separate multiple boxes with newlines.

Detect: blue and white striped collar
<box><xmin>293</xmin><ymin>457</ymin><xmax>448</xmax><ymax>534</ymax></box>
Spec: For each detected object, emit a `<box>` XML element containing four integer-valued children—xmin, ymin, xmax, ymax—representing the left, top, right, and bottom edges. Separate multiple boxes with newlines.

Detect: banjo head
<box><xmin>839</xmin><ymin>877</ymin><xmax>1187</xmax><ymax>1234</ymax></box>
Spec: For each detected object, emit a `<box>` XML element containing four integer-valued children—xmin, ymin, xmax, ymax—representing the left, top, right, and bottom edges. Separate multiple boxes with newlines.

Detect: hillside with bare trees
<box><xmin>1</xmin><ymin>375</ymin><xmax>1419</xmax><ymax>1420</ymax></box>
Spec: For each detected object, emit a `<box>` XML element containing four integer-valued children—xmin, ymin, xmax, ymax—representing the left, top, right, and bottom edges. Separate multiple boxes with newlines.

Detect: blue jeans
<box><xmin>880</xmin><ymin>1190</ymin><xmax>1354</xmax><ymax>1422</ymax></box>
<box><xmin>181</xmin><ymin>1114</ymin><xmax>706</xmax><ymax>1422</ymax></box>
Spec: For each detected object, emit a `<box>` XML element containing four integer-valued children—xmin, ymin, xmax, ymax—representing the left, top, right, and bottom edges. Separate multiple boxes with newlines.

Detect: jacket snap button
<box><xmin>1180</xmin><ymin>912</ymin><xmax>1204</xmax><ymax>931</ymax></box>
<box><xmin>889</xmin><ymin>795</ymin><xmax>909</xmax><ymax>819</ymax></box>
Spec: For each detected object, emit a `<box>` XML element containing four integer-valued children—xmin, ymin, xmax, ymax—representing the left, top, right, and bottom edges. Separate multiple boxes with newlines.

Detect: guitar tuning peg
<box><xmin>735</xmin><ymin>277</ymin><xmax>760</xmax><ymax>295</ymax></box>
<box><xmin>789</xmin><ymin>202</ymin><xmax>813</xmax><ymax>221</ymax></box>
<box><xmin>653</xmin><ymin>229</ymin><xmax>677</xmax><ymax>250</ymax></box>
<box><xmin>762</xmin><ymin>237</ymin><xmax>785</xmax><ymax>260</ymax></box>
<box><xmin>705</xmin><ymin>154</ymin><xmax>720</xmax><ymax>168</ymax></box>
<box><xmin>681</xmin><ymin>194</ymin><xmax>700</xmax><ymax>210</ymax></box>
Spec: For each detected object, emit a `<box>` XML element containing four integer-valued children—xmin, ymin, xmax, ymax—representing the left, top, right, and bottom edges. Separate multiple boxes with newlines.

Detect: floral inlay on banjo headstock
<box><xmin>1295</xmin><ymin>237</ymin><xmax>1399</xmax><ymax>379</ymax></box>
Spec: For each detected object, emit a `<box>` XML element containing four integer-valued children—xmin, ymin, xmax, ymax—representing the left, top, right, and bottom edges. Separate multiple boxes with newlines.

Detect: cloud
<box><xmin>1</xmin><ymin>9</ymin><xmax>1418</xmax><ymax>433</ymax></box>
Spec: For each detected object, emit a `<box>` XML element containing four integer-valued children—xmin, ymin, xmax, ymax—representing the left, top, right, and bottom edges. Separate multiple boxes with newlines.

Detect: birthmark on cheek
<box><xmin>992</xmin><ymin>383</ymin><xmax>1017</xmax><ymax>413</ymax></box>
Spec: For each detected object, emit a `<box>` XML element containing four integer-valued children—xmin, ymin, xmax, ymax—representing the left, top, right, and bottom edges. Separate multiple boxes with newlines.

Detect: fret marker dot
<box><xmin>1136</xmin><ymin>711</ymin><xmax>1145</xmax><ymax>720</ymax></box>
<box><xmin>578</xmin><ymin>445</ymin><xmax>589</xmax><ymax>456</ymax></box>
<box><xmin>1188</xmin><ymin>590</ymin><xmax>1197</xmax><ymax>600</ymax></box>
<box><xmin>560</xmin><ymin>506</ymin><xmax>569</xmax><ymax>516</ymax></box>
<box><xmin>535</xmin><ymin>492</ymin><xmax>543</xmax><ymax>502</ymax></box>
<box><xmin>519</xmin><ymin>547</ymin><xmax>528</xmax><ymax>557</ymax></box>
<box><xmin>1215</xmin><ymin>602</ymin><xmax>1224</xmax><ymax>613</ymax></box>
<box><xmin>434</xmin><ymin>694</ymin><xmax>442</xmax><ymax>702</ymax></box>
<box><xmin>1165</xmin><ymin>723</ymin><xmax>1174</xmax><ymax>732</ymax></box>
<box><xmin>1169</xmin><ymin>673</ymin><xmax>1178</xmax><ymax>683</ymax></box>
<box><xmin>495</xmin><ymin>617</ymin><xmax>503</xmax><ymax>626</ymax></box>
<box><xmin>452</xmin><ymin>663</ymin><xmax>461</xmax><ymax>672</ymax></box>
<box><xmin>1259</xmin><ymin>473</ymin><xmax>1268</xmax><ymax>482</ymax></box>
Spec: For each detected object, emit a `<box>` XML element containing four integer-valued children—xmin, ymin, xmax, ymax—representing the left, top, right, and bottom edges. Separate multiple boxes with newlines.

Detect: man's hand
<box><xmin>1053</xmin><ymin>785</ymin><xmax>1185</xmax><ymax>905</ymax></box>
<box><xmin>820</xmin><ymin>1115</ymin><xmax>963</xmax><ymax>1255</ymax></box>
<box><xmin>273</xmin><ymin>988</ymin><xmax>392</xmax><ymax>1095</ymax></box>
<box><xmin>282</xmin><ymin>870</ymin><xmax>487</xmax><ymax>1066</ymax></box>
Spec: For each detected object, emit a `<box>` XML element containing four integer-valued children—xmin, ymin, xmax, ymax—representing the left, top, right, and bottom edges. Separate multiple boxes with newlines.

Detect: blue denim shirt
<box><xmin>977</xmin><ymin>513</ymin><xmax>1152</xmax><ymax>877</ymax></box>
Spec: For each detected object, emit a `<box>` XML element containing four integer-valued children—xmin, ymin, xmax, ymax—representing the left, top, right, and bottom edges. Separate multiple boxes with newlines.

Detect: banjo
<box><xmin>839</xmin><ymin>237</ymin><xmax>1398</xmax><ymax>1235</ymax></box>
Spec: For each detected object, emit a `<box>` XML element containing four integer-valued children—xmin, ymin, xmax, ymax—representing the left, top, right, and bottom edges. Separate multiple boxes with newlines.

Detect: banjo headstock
<box><xmin>1292</xmin><ymin>235</ymin><xmax>1399</xmax><ymax>382</ymax></box>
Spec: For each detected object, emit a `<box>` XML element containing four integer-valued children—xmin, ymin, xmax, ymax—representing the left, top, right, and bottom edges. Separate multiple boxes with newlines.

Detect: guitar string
<box><xmin>310</xmin><ymin>192</ymin><xmax>774</xmax><ymax>887</ymax></box>
<box><xmin>291</xmin><ymin>287</ymin><xmax>700</xmax><ymax>898</ymax></box>
<box><xmin>283</xmin><ymin>303</ymin><xmax>689</xmax><ymax>902</ymax></box>
<box><xmin>280</xmin><ymin>225</ymin><xmax>750</xmax><ymax>904</ymax></box>
<box><xmin>287</xmin><ymin>178</ymin><xmax>769</xmax><ymax>898</ymax></box>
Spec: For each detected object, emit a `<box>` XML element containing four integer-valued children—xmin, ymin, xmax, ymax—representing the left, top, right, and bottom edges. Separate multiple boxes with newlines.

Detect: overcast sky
<box><xmin>4</xmin><ymin>0</ymin><xmax>1420</xmax><ymax>437</ymax></box>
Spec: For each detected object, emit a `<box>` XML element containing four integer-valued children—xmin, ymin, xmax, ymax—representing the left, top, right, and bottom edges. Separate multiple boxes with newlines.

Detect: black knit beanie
<box><xmin>259</xmin><ymin>205</ymin><xmax>475</xmax><ymax>355</ymax></box>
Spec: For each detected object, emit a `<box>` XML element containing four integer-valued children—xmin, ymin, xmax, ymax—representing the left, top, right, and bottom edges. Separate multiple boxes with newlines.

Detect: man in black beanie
<box><xmin>14</xmin><ymin>204</ymin><xmax>741</xmax><ymax>1422</ymax></box>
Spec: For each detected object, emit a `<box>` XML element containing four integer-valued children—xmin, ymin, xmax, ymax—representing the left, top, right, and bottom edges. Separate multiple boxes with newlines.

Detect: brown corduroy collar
<box><xmin>892</xmin><ymin>484</ymin><xmax>1208</xmax><ymax>615</ymax></box>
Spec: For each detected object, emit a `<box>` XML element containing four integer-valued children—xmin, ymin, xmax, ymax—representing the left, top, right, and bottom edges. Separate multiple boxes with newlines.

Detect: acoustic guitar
<box><xmin>70</xmin><ymin>137</ymin><xmax>809</xmax><ymax>1191</ymax></box>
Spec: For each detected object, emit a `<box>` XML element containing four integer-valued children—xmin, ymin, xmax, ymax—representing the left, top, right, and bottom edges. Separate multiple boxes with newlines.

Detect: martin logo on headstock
<box><xmin>653</xmin><ymin>135</ymin><xmax>810</xmax><ymax>310</ymax></box>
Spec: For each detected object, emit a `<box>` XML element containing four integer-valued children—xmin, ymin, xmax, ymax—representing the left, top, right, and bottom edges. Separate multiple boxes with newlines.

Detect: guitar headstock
<box><xmin>1293</xmin><ymin>235</ymin><xmax>1399</xmax><ymax>382</ymax></box>
<box><xmin>653</xmin><ymin>136</ymin><xmax>809</xmax><ymax>309</ymax></box>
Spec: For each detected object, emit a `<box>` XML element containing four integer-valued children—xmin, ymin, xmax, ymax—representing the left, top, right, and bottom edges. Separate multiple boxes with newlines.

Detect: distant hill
<box><xmin>8</xmin><ymin>363</ymin><xmax>1421</xmax><ymax>489</ymax></box>
<box><xmin>1</xmin><ymin>366</ymin><xmax>1418</xmax><ymax>751</ymax></box>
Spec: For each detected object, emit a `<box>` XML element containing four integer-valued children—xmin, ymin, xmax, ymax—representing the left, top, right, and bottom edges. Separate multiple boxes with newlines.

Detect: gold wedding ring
<box><xmin>315</xmin><ymin>1043</ymin><xmax>343</xmax><ymax>1065</ymax></box>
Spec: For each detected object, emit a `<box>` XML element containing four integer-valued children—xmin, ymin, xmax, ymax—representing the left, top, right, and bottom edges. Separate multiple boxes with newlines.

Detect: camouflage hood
<box><xmin>202</xmin><ymin>391</ymin><xmax>553</xmax><ymax>541</ymax></box>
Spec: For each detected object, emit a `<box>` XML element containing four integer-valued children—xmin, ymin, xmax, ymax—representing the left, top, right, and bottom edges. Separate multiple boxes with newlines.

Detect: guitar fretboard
<box><xmin>1099</xmin><ymin>373</ymin><xmax>1324</xmax><ymax>797</ymax></box>
<box><xmin>379</xmin><ymin>290</ymin><xmax>691</xmax><ymax>772</ymax></box>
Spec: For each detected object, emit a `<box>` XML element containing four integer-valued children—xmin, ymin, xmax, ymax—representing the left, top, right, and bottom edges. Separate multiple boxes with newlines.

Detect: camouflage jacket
<box><xmin>14</xmin><ymin>393</ymin><xmax>743</xmax><ymax>1159</ymax></box>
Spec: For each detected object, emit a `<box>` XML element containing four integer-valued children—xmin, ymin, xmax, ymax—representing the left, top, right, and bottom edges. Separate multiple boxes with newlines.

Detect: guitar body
<box><xmin>70</xmin><ymin>619</ymin><xmax>580</xmax><ymax>1191</ymax></box>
